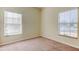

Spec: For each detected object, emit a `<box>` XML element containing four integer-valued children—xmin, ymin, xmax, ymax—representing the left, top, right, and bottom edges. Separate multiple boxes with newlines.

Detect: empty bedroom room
<box><xmin>0</xmin><ymin>7</ymin><xmax>79</xmax><ymax>51</ymax></box>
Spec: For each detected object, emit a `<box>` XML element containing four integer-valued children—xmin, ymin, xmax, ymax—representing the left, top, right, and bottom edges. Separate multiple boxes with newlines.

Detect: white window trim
<box><xmin>4</xmin><ymin>11</ymin><xmax>22</xmax><ymax>36</ymax></box>
<box><xmin>58</xmin><ymin>8</ymin><xmax>78</xmax><ymax>38</ymax></box>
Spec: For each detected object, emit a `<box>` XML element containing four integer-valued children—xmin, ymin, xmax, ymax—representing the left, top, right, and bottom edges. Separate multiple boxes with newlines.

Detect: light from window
<box><xmin>58</xmin><ymin>9</ymin><xmax>78</xmax><ymax>38</ymax></box>
<box><xmin>4</xmin><ymin>11</ymin><xmax>22</xmax><ymax>36</ymax></box>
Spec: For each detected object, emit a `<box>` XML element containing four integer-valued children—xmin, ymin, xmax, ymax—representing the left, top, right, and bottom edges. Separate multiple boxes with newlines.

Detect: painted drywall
<box><xmin>1</xmin><ymin>7</ymin><xmax>79</xmax><ymax>49</ymax></box>
<box><xmin>41</xmin><ymin>7</ymin><xmax>79</xmax><ymax>48</ymax></box>
<box><xmin>0</xmin><ymin>7</ymin><xmax>41</xmax><ymax>44</ymax></box>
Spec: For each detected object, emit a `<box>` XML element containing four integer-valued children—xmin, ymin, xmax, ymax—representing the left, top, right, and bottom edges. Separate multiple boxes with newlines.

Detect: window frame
<box><xmin>58</xmin><ymin>9</ymin><xmax>78</xmax><ymax>39</ymax></box>
<box><xmin>4</xmin><ymin>11</ymin><xmax>22</xmax><ymax>36</ymax></box>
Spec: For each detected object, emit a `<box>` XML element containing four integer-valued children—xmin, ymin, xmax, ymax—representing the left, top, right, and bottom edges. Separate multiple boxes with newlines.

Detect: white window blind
<box><xmin>58</xmin><ymin>9</ymin><xmax>78</xmax><ymax>38</ymax></box>
<box><xmin>4</xmin><ymin>11</ymin><xmax>22</xmax><ymax>36</ymax></box>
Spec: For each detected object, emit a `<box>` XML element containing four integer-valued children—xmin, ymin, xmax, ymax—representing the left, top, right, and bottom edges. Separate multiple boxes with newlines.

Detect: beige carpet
<box><xmin>0</xmin><ymin>37</ymin><xmax>79</xmax><ymax>51</ymax></box>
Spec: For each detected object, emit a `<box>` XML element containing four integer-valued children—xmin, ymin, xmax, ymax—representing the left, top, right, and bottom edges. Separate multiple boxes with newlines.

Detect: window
<box><xmin>4</xmin><ymin>11</ymin><xmax>22</xmax><ymax>36</ymax></box>
<box><xmin>58</xmin><ymin>9</ymin><xmax>78</xmax><ymax>38</ymax></box>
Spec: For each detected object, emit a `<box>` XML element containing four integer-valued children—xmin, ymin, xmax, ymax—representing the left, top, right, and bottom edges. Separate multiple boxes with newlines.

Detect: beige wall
<box><xmin>41</xmin><ymin>7</ymin><xmax>79</xmax><ymax>48</ymax></box>
<box><xmin>1</xmin><ymin>7</ymin><xmax>79</xmax><ymax>49</ymax></box>
<box><xmin>0</xmin><ymin>7</ymin><xmax>41</xmax><ymax>44</ymax></box>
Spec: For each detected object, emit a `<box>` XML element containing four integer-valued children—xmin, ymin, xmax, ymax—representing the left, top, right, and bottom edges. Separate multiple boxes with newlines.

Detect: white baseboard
<box><xmin>0</xmin><ymin>36</ymin><xmax>41</xmax><ymax>46</ymax></box>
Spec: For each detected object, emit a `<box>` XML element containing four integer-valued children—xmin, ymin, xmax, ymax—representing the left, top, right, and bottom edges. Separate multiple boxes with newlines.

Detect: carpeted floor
<box><xmin>0</xmin><ymin>37</ymin><xmax>79</xmax><ymax>51</ymax></box>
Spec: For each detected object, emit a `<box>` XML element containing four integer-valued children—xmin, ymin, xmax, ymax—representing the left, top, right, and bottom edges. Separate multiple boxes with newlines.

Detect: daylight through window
<box><xmin>59</xmin><ymin>9</ymin><xmax>78</xmax><ymax>38</ymax></box>
<box><xmin>4</xmin><ymin>11</ymin><xmax>22</xmax><ymax>36</ymax></box>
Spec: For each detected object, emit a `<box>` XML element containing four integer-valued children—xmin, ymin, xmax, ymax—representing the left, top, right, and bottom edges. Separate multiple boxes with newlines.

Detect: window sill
<box><xmin>58</xmin><ymin>34</ymin><xmax>78</xmax><ymax>39</ymax></box>
<box><xmin>4</xmin><ymin>34</ymin><xmax>22</xmax><ymax>37</ymax></box>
